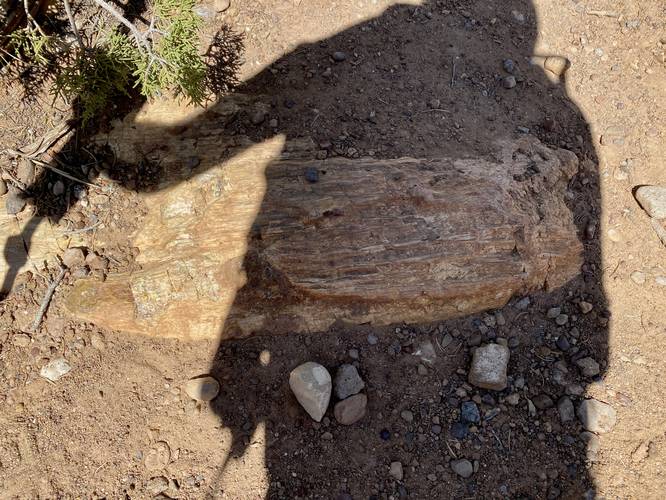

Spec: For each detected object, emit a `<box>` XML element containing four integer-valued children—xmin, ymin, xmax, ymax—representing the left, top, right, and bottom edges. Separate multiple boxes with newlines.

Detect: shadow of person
<box><xmin>199</xmin><ymin>1</ymin><xmax>605</xmax><ymax>498</ymax></box>
<box><xmin>2</xmin><ymin>0</ymin><xmax>607</xmax><ymax>497</ymax></box>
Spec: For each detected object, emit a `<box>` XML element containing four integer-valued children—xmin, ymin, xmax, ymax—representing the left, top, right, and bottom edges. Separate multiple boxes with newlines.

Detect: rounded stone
<box><xmin>450</xmin><ymin>458</ymin><xmax>474</xmax><ymax>478</ymax></box>
<box><xmin>184</xmin><ymin>376</ymin><xmax>220</xmax><ymax>402</ymax></box>
<box><xmin>334</xmin><ymin>393</ymin><xmax>367</xmax><ymax>425</ymax></box>
<box><xmin>544</xmin><ymin>56</ymin><xmax>569</xmax><ymax>76</ymax></box>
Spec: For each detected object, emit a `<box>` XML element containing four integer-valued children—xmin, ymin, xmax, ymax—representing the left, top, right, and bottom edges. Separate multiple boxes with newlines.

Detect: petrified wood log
<box><xmin>62</xmin><ymin>123</ymin><xmax>582</xmax><ymax>339</ymax></box>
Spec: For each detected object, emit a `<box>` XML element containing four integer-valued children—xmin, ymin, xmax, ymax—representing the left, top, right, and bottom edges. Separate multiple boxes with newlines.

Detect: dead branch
<box><xmin>30</xmin><ymin>265</ymin><xmax>67</xmax><ymax>332</ymax></box>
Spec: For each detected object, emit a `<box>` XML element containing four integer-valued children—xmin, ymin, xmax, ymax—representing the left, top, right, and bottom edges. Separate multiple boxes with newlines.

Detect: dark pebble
<box><xmin>305</xmin><ymin>167</ymin><xmax>319</xmax><ymax>183</ymax></box>
<box><xmin>380</xmin><ymin>429</ymin><xmax>391</xmax><ymax>441</ymax></box>
<box><xmin>450</xmin><ymin>421</ymin><xmax>469</xmax><ymax>440</ymax></box>
<box><xmin>284</xmin><ymin>99</ymin><xmax>296</xmax><ymax>109</ymax></box>
<box><xmin>503</xmin><ymin>59</ymin><xmax>516</xmax><ymax>73</ymax></box>
<box><xmin>508</xmin><ymin>337</ymin><xmax>520</xmax><ymax>348</ymax></box>
<box><xmin>556</xmin><ymin>336</ymin><xmax>570</xmax><ymax>351</ymax></box>
<box><xmin>461</xmin><ymin>401</ymin><xmax>480</xmax><ymax>424</ymax></box>
<box><xmin>332</xmin><ymin>51</ymin><xmax>347</xmax><ymax>62</ymax></box>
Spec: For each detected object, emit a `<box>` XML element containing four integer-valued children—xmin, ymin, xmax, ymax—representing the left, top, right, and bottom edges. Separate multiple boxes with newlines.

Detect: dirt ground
<box><xmin>1</xmin><ymin>0</ymin><xmax>666</xmax><ymax>498</ymax></box>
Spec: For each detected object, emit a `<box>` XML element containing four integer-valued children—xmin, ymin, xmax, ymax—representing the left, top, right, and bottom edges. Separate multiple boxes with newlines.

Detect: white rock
<box><xmin>184</xmin><ymin>376</ymin><xmax>220</xmax><ymax>401</ymax></box>
<box><xmin>289</xmin><ymin>362</ymin><xmax>332</xmax><ymax>422</ymax></box>
<box><xmin>635</xmin><ymin>185</ymin><xmax>666</xmax><ymax>219</ymax></box>
<box><xmin>468</xmin><ymin>343</ymin><xmax>510</xmax><ymax>390</ymax></box>
<box><xmin>40</xmin><ymin>358</ymin><xmax>71</xmax><ymax>381</ymax></box>
<box><xmin>577</xmin><ymin>399</ymin><xmax>617</xmax><ymax>433</ymax></box>
<box><xmin>389</xmin><ymin>461</ymin><xmax>404</xmax><ymax>480</ymax></box>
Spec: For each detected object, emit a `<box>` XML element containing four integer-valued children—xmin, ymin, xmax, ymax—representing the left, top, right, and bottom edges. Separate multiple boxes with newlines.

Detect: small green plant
<box><xmin>1</xmin><ymin>0</ymin><xmax>240</xmax><ymax>124</ymax></box>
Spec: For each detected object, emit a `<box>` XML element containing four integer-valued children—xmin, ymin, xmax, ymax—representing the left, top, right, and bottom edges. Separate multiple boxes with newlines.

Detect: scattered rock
<box><xmin>52</xmin><ymin>180</ymin><xmax>65</xmax><ymax>196</ymax></box>
<box><xmin>184</xmin><ymin>376</ymin><xmax>220</xmax><ymax>401</ymax></box>
<box><xmin>555</xmin><ymin>313</ymin><xmax>568</xmax><ymax>326</ymax></box>
<box><xmin>332</xmin><ymin>51</ymin><xmax>347</xmax><ymax>62</ymax></box>
<box><xmin>635</xmin><ymin>186</ymin><xmax>666</xmax><ymax>219</ymax></box>
<box><xmin>579</xmin><ymin>301</ymin><xmax>593</xmax><ymax>314</ymax></box>
<box><xmin>511</xmin><ymin>10</ymin><xmax>525</xmax><ymax>23</ymax></box>
<box><xmin>630</xmin><ymin>271</ymin><xmax>646</xmax><ymax>285</ymax></box>
<box><xmin>86</xmin><ymin>252</ymin><xmax>109</xmax><ymax>271</ymax></box>
<box><xmin>39</xmin><ymin>358</ymin><xmax>71</xmax><ymax>381</ymax></box>
<box><xmin>505</xmin><ymin>393</ymin><xmax>520</xmax><ymax>406</ymax></box>
<box><xmin>400</xmin><ymin>410</ymin><xmax>414</xmax><ymax>423</ymax></box>
<box><xmin>503</xmin><ymin>76</ymin><xmax>517</xmax><ymax>89</ymax></box>
<box><xmin>450</xmin><ymin>458</ymin><xmax>474</xmax><ymax>478</ymax></box>
<box><xmin>503</xmin><ymin>59</ymin><xmax>516</xmax><ymax>74</ymax></box>
<box><xmin>580</xmin><ymin>431</ymin><xmax>600</xmax><ymax>461</ymax></box>
<box><xmin>468</xmin><ymin>343</ymin><xmax>510</xmax><ymax>390</ymax></box>
<box><xmin>631</xmin><ymin>441</ymin><xmax>651</xmax><ymax>463</ymax></box>
<box><xmin>575</xmin><ymin>357</ymin><xmax>600</xmax><ymax>377</ymax></box>
<box><xmin>417</xmin><ymin>364</ymin><xmax>428</xmax><ymax>376</ymax></box>
<box><xmin>450</xmin><ymin>422</ymin><xmax>469</xmax><ymax>440</ymax></box>
<box><xmin>321</xmin><ymin>431</ymin><xmax>333</xmax><ymax>440</ymax></box>
<box><xmin>250</xmin><ymin>110</ymin><xmax>265</xmax><ymax>125</ymax></box>
<box><xmin>214</xmin><ymin>0</ymin><xmax>230</xmax><ymax>12</ymax></box>
<box><xmin>367</xmin><ymin>334</ymin><xmax>378</xmax><ymax>345</ymax></box>
<box><xmin>577</xmin><ymin>399</ymin><xmax>617</xmax><ymax>433</ymax></box>
<box><xmin>5</xmin><ymin>189</ymin><xmax>26</xmax><ymax>215</ymax></box>
<box><xmin>460</xmin><ymin>401</ymin><xmax>480</xmax><ymax>424</ymax></box>
<box><xmin>62</xmin><ymin>248</ymin><xmax>86</xmax><ymax>268</ymax></box>
<box><xmin>334</xmin><ymin>393</ymin><xmax>367</xmax><ymax>425</ymax></box>
<box><xmin>607</xmin><ymin>228</ymin><xmax>622</xmax><ymax>242</ymax></box>
<box><xmin>17</xmin><ymin>158</ymin><xmax>35</xmax><ymax>183</ymax></box>
<box><xmin>90</xmin><ymin>332</ymin><xmax>106</xmax><ymax>350</ymax></box>
<box><xmin>556</xmin><ymin>336</ymin><xmax>570</xmax><ymax>351</ymax></box>
<box><xmin>515</xmin><ymin>297</ymin><xmax>530</xmax><ymax>310</ymax></box>
<box><xmin>544</xmin><ymin>56</ymin><xmax>569</xmax><ymax>76</ymax></box>
<box><xmin>144</xmin><ymin>441</ymin><xmax>171</xmax><ymax>470</ymax></box>
<box><xmin>390</xmin><ymin>461</ymin><xmax>403</xmax><ymax>480</ymax></box>
<box><xmin>533</xmin><ymin>394</ymin><xmax>554</xmax><ymax>410</ymax></box>
<box><xmin>268</xmin><ymin>118</ymin><xmax>278</xmax><ymax>128</ymax></box>
<box><xmin>334</xmin><ymin>364</ymin><xmax>365</xmax><ymax>399</ymax></box>
<box><xmin>289</xmin><ymin>362</ymin><xmax>332</xmax><ymax>422</ymax></box>
<box><xmin>348</xmin><ymin>348</ymin><xmax>359</xmax><ymax>360</ymax></box>
<box><xmin>546</xmin><ymin>307</ymin><xmax>561</xmax><ymax>319</ymax></box>
<box><xmin>146</xmin><ymin>476</ymin><xmax>169</xmax><ymax>495</ymax></box>
<box><xmin>305</xmin><ymin>167</ymin><xmax>319</xmax><ymax>183</ymax></box>
<box><xmin>12</xmin><ymin>333</ymin><xmax>31</xmax><ymax>347</ymax></box>
<box><xmin>557</xmin><ymin>396</ymin><xmax>575</xmax><ymax>423</ymax></box>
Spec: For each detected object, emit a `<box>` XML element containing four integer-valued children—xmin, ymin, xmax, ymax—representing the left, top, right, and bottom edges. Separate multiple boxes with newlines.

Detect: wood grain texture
<box><xmin>61</xmin><ymin>107</ymin><xmax>582</xmax><ymax>339</ymax></box>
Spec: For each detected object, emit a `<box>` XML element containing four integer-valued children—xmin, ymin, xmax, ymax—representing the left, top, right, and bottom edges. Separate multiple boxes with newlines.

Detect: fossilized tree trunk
<box><xmin>58</xmin><ymin>100</ymin><xmax>582</xmax><ymax>339</ymax></box>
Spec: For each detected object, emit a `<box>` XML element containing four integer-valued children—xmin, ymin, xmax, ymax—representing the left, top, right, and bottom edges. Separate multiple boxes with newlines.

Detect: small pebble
<box><xmin>390</xmin><ymin>461</ymin><xmax>404</xmax><ymax>480</ymax></box>
<box><xmin>577</xmin><ymin>399</ymin><xmax>617</xmax><ymax>433</ymax></box>
<box><xmin>146</xmin><ymin>476</ymin><xmax>169</xmax><ymax>495</ymax></box>
<box><xmin>367</xmin><ymin>334</ymin><xmax>378</xmax><ymax>345</ymax></box>
<box><xmin>635</xmin><ymin>186</ymin><xmax>666</xmax><ymax>219</ymax></box>
<box><xmin>250</xmin><ymin>111</ymin><xmax>265</xmax><ymax>125</ymax></box>
<box><xmin>515</xmin><ymin>297</ymin><xmax>530</xmax><ymax>309</ymax></box>
<box><xmin>503</xmin><ymin>76</ymin><xmax>517</xmax><ymax>89</ymax></box>
<box><xmin>52</xmin><ymin>180</ymin><xmax>65</xmax><ymax>196</ymax></box>
<box><xmin>630</xmin><ymin>271</ymin><xmax>646</xmax><ymax>285</ymax></box>
<box><xmin>575</xmin><ymin>357</ymin><xmax>600</xmax><ymax>377</ymax></box>
<box><xmin>334</xmin><ymin>364</ymin><xmax>365</xmax><ymax>399</ymax></box>
<box><xmin>334</xmin><ymin>394</ymin><xmax>367</xmax><ymax>425</ymax></box>
<box><xmin>305</xmin><ymin>167</ymin><xmax>319</xmax><ymax>183</ymax></box>
<box><xmin>546</xmin><ymin>307</ymin><xmax>561</xmax><ymax>319</ymax></box>
<box><xmin>401</xmin><ymin>410</ymin><xmax>414</xmax><ymax>423</ymax></box>
<box><xmin>557</xmin><ymin>396</ymin><xmax>575</xmax><ymax>423</ymax></box>
<box><xmin>450</xmin><ymin>458</ymin><xmax>474</xmax><ymax>478</ymax></box>
<box><xmin>579</xmin><ymin>301</ymin><xmax>593</xmax><ymax>314</ymax></box>
<box><xmin>5</xmin><ymin>189</ymin><xmax>26</xmax><ymax>215</ymax></box>
<box><xmin>332</xmin><ymin>51</ymin><xmax>347</xmax><ymax>62</ymax></box>
<box><xmin>555</xmin><ymin>314</ymin><xmax>569</xmax><ymax>326</ymax></box>
<box><xmin>184</xmin><ymin>376</ymin><xmax>220</xmax><ymax>401</ymax></box>
<box><xmin>544</xmin><ymin>56</ymin><xmax>569</xmax><ymax>76</ymax></box>
<box><xmin>460</xmin><ymin>401</ymin><xmax>480</xmax><ymax>424</ymax></box>
<box><xmin>39</xmin><ymin>358</ymin><xmax>71</xmax><ymax>381</ymax></box>
<box><xmin>62</xmin><ymin>248</ymin><xmax>86</xmax><ymax>268</ymax></box>
<box><xmin>607</xmin><ymin>228</ymin><xmax>622</xmax><ymax>242</ymax></box>
<box><xmin>503</xmin><ymin>59</ymin><xmax>516</xmax><ymax>74</ymax></box>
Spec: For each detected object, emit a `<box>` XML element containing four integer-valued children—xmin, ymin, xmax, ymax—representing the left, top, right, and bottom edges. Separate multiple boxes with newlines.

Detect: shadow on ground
<box><xmin>2</xmin><ymin>0</ymin><xmax>606</xmax><ymax>498</ymax></box>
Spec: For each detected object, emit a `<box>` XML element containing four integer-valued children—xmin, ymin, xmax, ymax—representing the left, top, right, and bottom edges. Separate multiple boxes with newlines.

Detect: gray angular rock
<box><xmin>580</xmin><ymin>431</ymin><xmax>600</xmax><ymax>461</ymax></box>
<box><xmin>334</xmin><ymin>393</ymin><xmax>367</xmax><ymax>425</ymax></box>
<box><xmin>5</xmin><ymin>189</ymin><xmax>26</xmax><ymax>215</ymax></box>
<box><xmin>52</xmin><ymin>180</ymin><xmax>65</xmax><ymax>196</ymax></box>
<box><xmin>184</xmin><ymin>376</ymin><xmax>219</xmax><ymax>401</ymax></box>
<box><xmin>575</xmin><ymin>357</ymin><xmax>600</xmax><ymax>377</ymax></box>
<box><xmin>334</xmin><ymin>364</ymin><xmax>365</xmax><ymax>399</ymax></box>
<box><xmin>40</xmin><ymin>358</ymin><xmax>71</xmax><ymax>381</ymax></box>
<box><xmin>557</xmin><ymin>396</ymin><xmax>575</xmax><ymax>423</ymax></box>
<box><xmin>577</xmin><ymin>399</ymin><xmax>617</xmax><ymax>433</ymax></box>
<box><xmin>289</xmin><ymin>362</ymin><xmax>332</xmax><ymax>422</ymax></box>
<box><xmin>62</xmin><ymin>247</ymin><xmax>86</xmax><ymax>268</ymax></box>
<box><xmin>389</xmin><ymin>461</ymin><xmax>403</xmax><ymax>480</ymax></box>
<box><xmin>468</xmin><ymin>343</ymin><xmax>510</xmax><ymax>390</ymax></box>
<box><xmin>450</xmin><ymin>458</ymin><xmax>474</xmax><ymax>478</ymax></box>
<box><xmin>635</xmin><ymin>185</ymin><xmax>666</xmax><ymax>219</ymax></box>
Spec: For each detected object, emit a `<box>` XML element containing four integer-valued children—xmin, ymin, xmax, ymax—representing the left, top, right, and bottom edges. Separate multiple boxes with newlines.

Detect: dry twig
<box><xmin>30</xmin><ymin>265</ymin><xmax>67</xmax><ymax>332</ymax></box>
